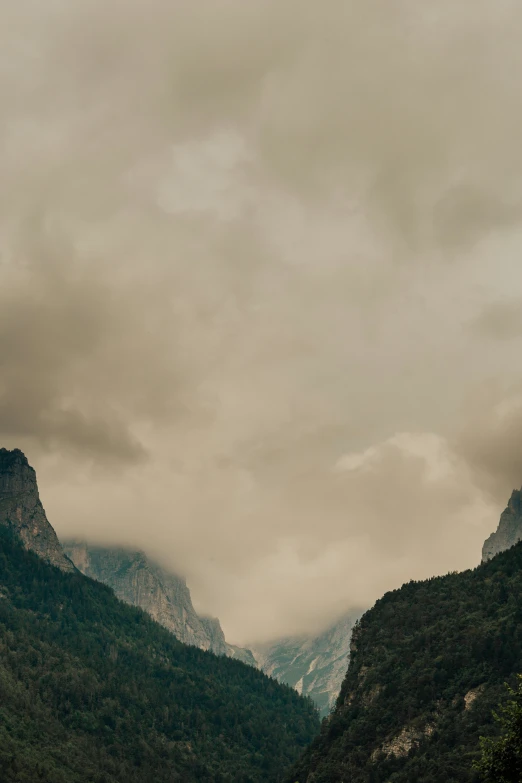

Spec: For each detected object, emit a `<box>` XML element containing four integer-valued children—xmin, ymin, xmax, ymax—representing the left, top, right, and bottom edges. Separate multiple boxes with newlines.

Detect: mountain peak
<box><xmin>507</xmin><ymin>488</ymin><xmax>522</xmax><ymax>514</ymax></box>
<box><xmin>0</xmin><ymin>448</ymin><xmax>74</xmax><ymax>571</ymax></box>
<box><xmin>0</xmin><ymin>446</ymin><xmax>29</xmax><ymax>463</ymax></box>
<box><xmin>482</xmin><ymin>487</ymin><xmax>522</xmax><ymax>562</ymax></box>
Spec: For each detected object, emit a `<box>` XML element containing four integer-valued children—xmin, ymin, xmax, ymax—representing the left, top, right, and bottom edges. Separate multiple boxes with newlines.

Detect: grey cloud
<box><xmin>455</xmin><ymin>391</ymin><xmax>522</xmax><ymax>501</ymax></box>
<box><xmin>5</xmin><ymin>0</ymin><xmax>522</xmax><ymax>249</ymax></box>
<box><xmin>1</xmin><ymin>0</ymin><xmax>522</xmax><ymax>642</ymax></box>
<box><xmin>433</xmin><ymin>188</ymin><xmax>522</xmax><ymax>251</ymax></box>
<box><xmin>468</xmin><ymin>299</ymin><xmax>522</xmax><ymax>341</ymax></box>
<box><xmin>39</xmin><ymin>431</ymin><xmax>496</xmax><ymax>642</ymax></box>
<box><xmin>0</xmin><ymin>223</ymin><xmax>183</xmax><ymax>462</ymax></box>
<box><xmin>0</xmin><ymin>267</ymin><xmax>145</xmax><ymax>461</ymax></box>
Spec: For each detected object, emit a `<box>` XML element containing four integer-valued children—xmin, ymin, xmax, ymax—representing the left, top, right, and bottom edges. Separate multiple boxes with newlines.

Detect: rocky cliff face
<box><xmin>0</xmin><ymin>448</ymin><xmax>74</xmax><ymax>572</ymax></box>
<box><xmin>482</xmin><ymin>488</ymin><xmax>522</xmax><ymax>562</ymax></box>
<box><xmin>63</xmin><ymin>541</ymin><xmax>254</xmax><ymax>663</ymax></box>
<box><xmin>252</xmin><ymin>611</ymin><xmax>361</xmax><ymax>717</ymax></box>
<box><xmin>227</xmin><ymin>643</ymin><xmax>257</xmax><ymax>666</ymax></box>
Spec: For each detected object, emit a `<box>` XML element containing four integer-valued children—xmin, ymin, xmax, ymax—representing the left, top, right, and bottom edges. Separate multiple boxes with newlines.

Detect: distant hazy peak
<box><xmin>252</xmin><ymin>610</ymin><xmax>361</xmax><ymax>716</ymax></box>
<box><xmin>482</xmin><ymin>488</ymin><xmax>522</xmax><ymax>562</ymax></box>
<box><xmin>0</xmin><ymin>447</ymin><xmax>74</xmax><ymax>572</ymax></box>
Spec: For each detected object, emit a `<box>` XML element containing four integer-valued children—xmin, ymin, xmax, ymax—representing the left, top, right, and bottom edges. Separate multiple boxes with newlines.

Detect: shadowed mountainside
<box><xmin>287</xmin><ymin>511</ymin><xmax>522</xmax><ymax>782</ymax></box>
<box><xmin>0</xmin><ymin>528</ymin><xmax>319</xmax><ymax>782</ymax></box>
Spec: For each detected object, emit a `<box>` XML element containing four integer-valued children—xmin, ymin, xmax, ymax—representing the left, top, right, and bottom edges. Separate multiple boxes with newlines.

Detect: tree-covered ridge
<box><xmin>287</xmin><ymin>542</ymin><xmax>522</xmax><ymax>783</ymax></box>
<box><xmin>477</xmin><ymin>676</ymin><xmax>522</xmax><ymax>782</ymax></box>
<box><xmin>0</xmin><ymin>529</ymin><xmax>319</xmax><ymax>783</ymax></box>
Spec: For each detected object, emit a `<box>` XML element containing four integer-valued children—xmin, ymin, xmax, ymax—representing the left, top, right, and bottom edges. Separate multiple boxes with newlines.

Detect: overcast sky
<box><xmin>2</xmin><ymin>0</ymin><xmax>522</xmax><ymax>644</ymax></box>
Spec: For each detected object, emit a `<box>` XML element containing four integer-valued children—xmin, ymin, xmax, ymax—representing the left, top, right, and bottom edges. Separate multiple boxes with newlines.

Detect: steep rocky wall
<box><xmin>0</xmin><ymin>448</ymin><xmax>74</xmax><ymax>572</ymax></box>
<box><xmin>252</xmin><ymin>611</ymin><xmax>360</xmax><ymax>716</ymax></box>
<box><xmin>482</xmin><ymin>488</ymin><xmax>522</xmax><ymax>561</ymax></box>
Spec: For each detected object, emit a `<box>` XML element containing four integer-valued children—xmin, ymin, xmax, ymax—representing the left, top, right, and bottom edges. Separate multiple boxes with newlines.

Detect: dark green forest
<box><xmin>287</xmin><ymin>542</ymin><xmax>522</xmax><ymax>783</ymax></box>
<box><xmin>0</xmin><ymin>529</ymin><xmax>319</xmax><ymax>783</ymax></box>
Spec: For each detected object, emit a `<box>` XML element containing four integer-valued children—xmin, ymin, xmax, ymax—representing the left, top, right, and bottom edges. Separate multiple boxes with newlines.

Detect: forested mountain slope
<box><xmin>287</xmin><ymin>541</ymin><xmax>522</xmax><ymax>783</ymax></box>
<box><xmin>0</xmin><ymin>529</ymin><xmax>319</xmax><ymax>783</ymax></box>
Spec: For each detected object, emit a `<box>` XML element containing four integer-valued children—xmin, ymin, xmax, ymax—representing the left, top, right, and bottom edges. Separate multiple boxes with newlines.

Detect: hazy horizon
<box><xmin>2</xmin><ymin>0</ymin><xmax>522</xmax><ymax>644</ymax></box>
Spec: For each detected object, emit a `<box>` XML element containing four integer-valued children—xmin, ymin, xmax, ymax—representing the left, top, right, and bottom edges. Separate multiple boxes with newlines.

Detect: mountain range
<box><xmin>0</xmin><ymin>442</ymin><xmax>360</xmax><ymax>719</ymax></box>
<box><xmin>5</xmin><ymin>445</ymin><xmax>522</xmax><ymax>781</ymax></box>
<box><xmin>62</xmin><ymin>538</ymin><xmax>359</xmax><ymax>717</ymax></box>
<box><xmin>0</xmin><ymin>448</ymin><xmax>319</xmax><ymax>782</ymax></box>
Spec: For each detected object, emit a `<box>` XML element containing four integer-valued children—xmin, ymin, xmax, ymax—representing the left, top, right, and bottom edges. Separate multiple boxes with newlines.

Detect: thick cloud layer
<box><xmin>1</xmin><ymin>0</ymin><xmax>522</xmax><ymax>642</ymax></box>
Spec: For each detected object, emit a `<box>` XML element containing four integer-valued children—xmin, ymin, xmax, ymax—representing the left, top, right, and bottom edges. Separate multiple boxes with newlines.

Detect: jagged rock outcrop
<box><xmin>482</xmin><ymin>488</ymin><xmax>522</xmax><ymax>561</ymax></box>
<box><xmin>63</xmin><ymin>541</ymin><xmax>255</xmax><ymax>663</ymax></box>
<box><xmin>0</xmin><ymin>448</ymin><xmax>74</xmax><ymax>572</ymax></box>
<box><xmin>371</xmin><ymin>723</ymin><xmax>435</xmax><ymax>761</ymax></box>
<box><xmin>252</xmin><ymin>611</ymin><xmax>361</xmax><ymax>717</ymax></box>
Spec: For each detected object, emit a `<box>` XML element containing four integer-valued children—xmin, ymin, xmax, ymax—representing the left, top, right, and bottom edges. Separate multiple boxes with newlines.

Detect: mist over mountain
<box><xmin>63</xmin><ymin>541</ymin><xmax>255</xmax><ymax>665</ymax></box>
<box><xmin>287</xmin><ymin>488</ymin><xmax>522</xmax><ymax>781</ymax></box>
<box><xmin>252</xmin><ymin>611</ymin><xmax>362</xmax><ymax>717</ymax></box>
<box><xmin>3</xmin><ymin>0</ymin><xmax>522</xmax><ymax>643</ymax></box>
<box><xmin>63</xmin><ymin>535</ymin><xmax>361</xmax><ymax>714</ymax></box>
<box><xmin>0</xmin><ymin>529</ymin><xmax>320</xmax><ymax>783</ymax></box>
<box><xmin>4</xmin><ymin>0</ymin><xmax>522</xmax><ymax>779</ymax></box>
<box><xmin>0</xmin><ymin>448</ymin><xmax>319</xmax><ymax>781</ymax></box>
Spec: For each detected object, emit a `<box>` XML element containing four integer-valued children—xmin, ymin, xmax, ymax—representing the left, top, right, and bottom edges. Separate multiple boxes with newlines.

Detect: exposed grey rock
<box><xmin>197</xmin><ymin>617</ymin><xmax>257</xmax><ymax>663</ymax></box>
<box><xmin>227</xmin><ymin>644</ymin><xmax>257</xmax><ymax>666</ymax></box>
<box><xmin>197</xmin><ymin>615</ymin><xmax>229</xmax><ymax>655</ymax></box>
<box><xmin>0</xmin><ymin>448</ymin><xmax>74</xmax><ymax>572</ymax></box>
<box><xmin>251</xmin><ymin>611</ymin><xmax>361</xmax><ymax>717</ymax></box>
<box><xmin>63</xmin><ymin>541</ymin><xmax>255</xmax><ymax>663</ymax></box>
<box><xmin>372</xmin><ymin>723</ymin><xmax>435</xmax><ymax>761</ymax></box>
<box><xmin>482</xmin><ymin>488</ymin><xmax>522</xmax><ymax>562</ymax></box>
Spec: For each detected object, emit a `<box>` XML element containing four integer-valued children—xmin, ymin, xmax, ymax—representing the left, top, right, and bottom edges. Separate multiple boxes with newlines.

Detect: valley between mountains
<box><xmin>61</xmin><ymin>539</ymin><xmax>360</xmax><ymax>719</ymax></box>
<box><xmin>3</xmin><ymin>445</ymin><xmax>522</xmax><ymax>782</ymax></box>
